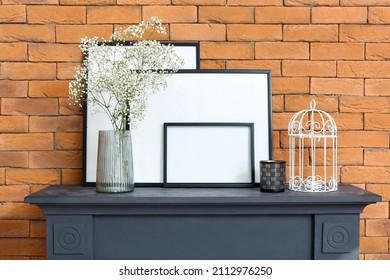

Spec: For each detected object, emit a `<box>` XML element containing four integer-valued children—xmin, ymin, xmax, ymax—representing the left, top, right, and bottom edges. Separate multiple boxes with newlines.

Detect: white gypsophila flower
<box><xmin>68</xmin><ymin>17</ymin><xmax>184</xmax><ymax>131</ymax></box>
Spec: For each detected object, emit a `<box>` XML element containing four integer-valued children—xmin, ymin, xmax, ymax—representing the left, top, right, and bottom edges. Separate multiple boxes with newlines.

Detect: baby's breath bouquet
<box><xmin>69</xmin><ymin>17</ymin><xmax>184</xmax><ymax>131</ymax></box>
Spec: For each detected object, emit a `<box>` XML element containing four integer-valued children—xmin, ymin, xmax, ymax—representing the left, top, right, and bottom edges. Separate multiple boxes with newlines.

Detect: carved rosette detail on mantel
<box><xmin>322</xmin><ymin>223</ymin><xmax>353</xmax><ymax>253</ymax></box>
<box><xmin>54</xmin><ymin>224</ymin><xmax>85</xmax><ymax>255</ymax></box>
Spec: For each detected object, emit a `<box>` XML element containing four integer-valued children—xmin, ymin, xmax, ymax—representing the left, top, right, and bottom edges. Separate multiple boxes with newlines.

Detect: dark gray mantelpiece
<box><xmin>25</xmin><ymin>185</ymin><xmax>381</xmax><ymax>260</ymax></box>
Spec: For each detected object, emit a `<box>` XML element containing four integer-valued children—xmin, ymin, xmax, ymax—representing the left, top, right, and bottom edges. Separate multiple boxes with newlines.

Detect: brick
<box><xmin>338</xmin><ymin>61</ymin><xmax>390</xmax><ymax>78</ymax></box>
<box><xmin>340</xmin><ymin>25</ymin><xmax>390</xmax><ymax>42</ymax></box>
<box><xmin>119</xmin><ymin>0</ymin><xmax>168</xmax><ymax>4</ymax></box>
<box><xmin>0</xmin><ymin>116</ymin><xmax>28</xmax><ymax>132</ymax></box>
<box><xmin>0</xmin><ymin>133</ymin><xmax>53</xmax><ymax>151</ymax></box>
<box><xmin>367</xmin><ymin>184</ymin><xmax>390</xmax><ymax>201</ymax></box>
<box><xmin>1</xmin><ymin>98</ymin><xmax>58</xmax><ymax>115</ymax></box>
<box><xmin>338</xmin><ymin>131</ymin><xmax>389</xmax><ymax>148</ymax></box>
<box><xmin>0</xmin><ymin>221</ymin><xmax>29</xmax><ymax>238</ymax></box>
<box><xmin>366</xmin><ymin>79</ymin><xmax>390</xmax><ymax>96</ymax></box>
<box><xmin>229</xmin><ymin>0</ymin><xmax>283</xmax><ymax>6</ymax></box>
<box><xmin>226</xmin><ymin>60</ymin><xmax>281</xmax><ymax>76</ymax></box>
<box><xmin>331</xmin><ymin>113</ymin><xmax>363</xmax><ymax>130</ymax></box>
<box><xmin>366</xmin><ymin>43</ymin><xmax>390</xmax><ymax>60</ymax></box>
<box><xmin>273</xmin><ymin>77</ymin><xmax>309</xmax><ymax>94</ymax></box>
<box><xmin>171</xmin><ymin>24</ymin><xmax>225</xmax><ymax>41</ymax></box>
<box><xmin>55</xmin><ymin>132</ymin><xmax>83</xmax><ymax>150</ymax></box>
<box><xmin>255</xmin><ymin>42</ymin><xmax>309</xmax><ymax>59</ymax></box>
<box><xmin>228</xmin><ymin>0</ymin><xmax>282</xmax><ymax>5</ymax></box>
<box><xmin>273</xmin><ymin>131</ymin><xmax>280</xmax><ymax>149</ymax></box>
<box><xmin>272</xmin><ymin>112</ymin><xmax>294</xmax><ymax>130</ymax></box>
<box><xmin>0</xmin><ymin>81</ymin><xmax>27</xmax><ymax>97</ymax></box>
<box><xmin>311</xmin><ymin>43</ymin><xmax>364</xmax><ymax>60</ymax></box>
<box><xmin>369</xmin><ymin>7</ymin><xmax>390</xmax><ymax>24</ymax></box>
<box><xmin>0</xmin><ymin>24</ymin><xmax>54</xmax><ymax>43</ymax></box>
<box><xmin>337</xmin><ymin>148</ymin><xmax>363</xmax><ymax>165</ymax></box>
<box><xmin>0</xmin><ymin>203</ymin><xmax>43</xmax><ymax>220</ymax></box>
<box><xmin>1</xmin><ymin>62</ymin><xmax>56</xmax><ymax>80</ymax></box>
<box><xmin>30</xmin><ymin>116</ymin><xmax>83</xmax><ymax>132</ymax></box>
<box><xmin>360</xmin><ymin>219</ymin><xmax>365</xmax><ymax>236</ymax></box>
<box><xmin>200</xmin><ymin>60</ymin><xmax>225</xmax><ymax>69</ymax></box>
<box><xmin>29</xmin><ymin>81</ymin><xmax>70</xmax><ymax>98</ymax></box>
<box><xmin>312</xmin><ymin>7</ymin><xmax>367</xmax><ymax>24</ymax></box>
<box><xmin>87</xmin><ymin>6</ymin><xmax>141</xmax><ymax>24</ymax></box>
<box><xmin>0</xmin><ymin>185</ymin><xmax>29</xmax><ymax>202</ymax></box>
<box><xmin>360</xmin><ymin>237</ymin><xmax>388</xmax><ymax>254</ymax></box>
<box><xmin>311</xmin><ymin>78</ymin><xmax>363</xmax><ymax>96</ymax></box>
<box><xmin>199</xmin><ymin>7</ymin><xmax>253</xmax><ymax>24</ymax></box>
<box><xmin>56</xmin><ymin>25</ymin><xmax>113</xmax><ymax>43</ymax></box>
<box><xmin>341</xmin><ymin>0</ymin><xmax>390</xmax><ymax>5</ymax></box>
<box><xmin>143</xmin><ymin>6</ymin><xmax>196</xmax><ymax>23</ymax></box>
<box><xmin>59</xmin><ymin>98</ymin><xmax>83</xmax><ymax>115</ymax></box>
<box><xmin>201</xmin><ymin>42</ymin><xmax>254</xmax><ymax>59</ymax></box>
<box><xmin>285</xmin><ymin>95</ymin><xmax>338</xmax><ymax>112</ymax></box>
<box><xmin>0</xmin><ymin>238</ymin><xmax>45</xmax><ymax>256</ymax></box>
<box><xmin>342</xmin><ymin>166</ymin><xmax>390</xmax><ymax>184</ymax></box>
<box><xmin>0</xmin><ymin>5</ymin><xmax>26</xmax><ymax>23</ymax></box>
<box><xmin>362</xmin><ymin>203</ymin><xmax>389</xmax><ymax>219</ymax></box>
<box><xmin>283</xmin><ymin>60</ymin><xmax>336</xmax><ymax>77</ymax></box>
<box><xmin>310</xmin><ymin>148</ymin><xmax>363</xmax><ymax>166</ymax></box>
<box><xmin>57</xmin><ymin>116</ymin><xmax>83</xmax><ymax>132</ymax></box>
<box><xmin>29</xmin><ymin>117</ymin><xmax>57</xmax><ymax>132</ymax></box>
<box><xmin>0</xmin><ymin>43</ymin><xmax>27</xmax><ymax>61</ymax></box>
<box><xmin>29</xmin><ymin>44</ymin><xmax>81</xmax><ymax>62</ymax></box>
<box><xmin>272</xmin><ymin>95</ymin><xmax>284</xmax><ymax>113</ymax></box>
<box><xmin>365</xmin><ymin>254</ymin><xmax>390</xmax><ymax>260</ymax></box>
<box><xmin>57</xmin><ymin>63</ymin><xmax>78</xmax><ymax>80</ymax></box>
<box><xmin>285</xmin><ymin>0</ymin><xmax>338</xmax><ymax>5</ymax></box>
<box><xmin>255</xmin><ymin>7</ymin><xmax>310</xmax><ymax>24</ymax></box>
<box><xmin>0</xmin><ymin>152</ymin><xmax>28</xmax><ymax>168</ymax></box>
<box><xmin>27</xmin><ymin>6</ymin><xmax>85</xmax><ymax>24</ymax></box>
<box><xmin>3</xmin><ymin>0</ymin><xmax>57</xmax><ymax>3</ymax></box>
<box><xmin>273</xmin><ymin>148</ymin><xmax>310</xmax><ymax>163</ymax></box>
<box><xmin>6</xmin><ymin>169</ymin><xmax>59</xmax><ymax>185</ymax></box>
<box><xmin>0</xmin><ymin>170</ymin><xmax>4</xmax><ymax>185</ymax></box>
<box><xmin>284</xmin><ymin>25</ymin><xmax>338</xmax><ymax>42</ymax></box>
<box><xmin>30</xmin><ymin>151</ymin><xmax>82</xmax><ymax>168</ymax></box>
<box><xmin>227</xmin><ymin>24</ymin><xmax>282</xmax><ymax>41</ymax></box>
<box><xmin>60</xmin><ymin>0</ymin><xmax>115</xmax><ymax>4</ymax></box>
<box><xmin>340</xmin><ymin>96</ymin><xmax>390</xmax><ymax>113</ymax></box>
<box><xmin>365</xmin><ymin>149</ymin><xmax>390</xmax><ymax>166</ymax></box>
<box><xmin>62</xmin><ymin>169</ymin><xmax>82</xmax><ymax>185</ymax></box>
<box><xmin>30</xmin><ymin>221</ymin><xmax>45</xmax><ymax>238</ymax></box>
<box><xmin>366</xmin><ymin>114</ymin><xmax>390</xmax><ymax>130</ymax></box>
<box><xmin>366</xmin><ymin>219</ymin><xmax>390</xmax><ymax>236</ymax></box>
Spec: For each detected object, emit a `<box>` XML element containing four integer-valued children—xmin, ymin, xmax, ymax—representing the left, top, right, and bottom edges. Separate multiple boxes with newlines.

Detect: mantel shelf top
<box><xmin>25</xmin><ymin>184</ymin><xmax>381</xmax><ymax>206</ymax></box>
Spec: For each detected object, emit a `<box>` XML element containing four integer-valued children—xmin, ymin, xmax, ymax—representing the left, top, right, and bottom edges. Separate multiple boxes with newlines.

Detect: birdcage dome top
<box><xmin>288</xmin><ymin>100</ymin><xmax>337</xmax><ymax>138</ymax></box>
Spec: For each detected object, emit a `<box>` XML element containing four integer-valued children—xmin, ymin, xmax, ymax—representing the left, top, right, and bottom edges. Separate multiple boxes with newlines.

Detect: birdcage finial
<box><xmin>310</xmin><ymin>99</ymin><xmax>316</xmax><ymax>109</ymax></box>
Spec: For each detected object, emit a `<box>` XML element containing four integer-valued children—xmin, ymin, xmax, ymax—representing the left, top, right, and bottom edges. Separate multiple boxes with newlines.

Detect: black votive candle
<box><xmin>260</xmin><ymin>160</ymin><xmax>286</xmax><ymax>193</ymax></box>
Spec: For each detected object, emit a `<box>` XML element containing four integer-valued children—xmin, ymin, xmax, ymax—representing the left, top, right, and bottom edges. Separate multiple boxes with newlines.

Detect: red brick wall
<box><xmin>0</xmin><ymin>0</ymin><xmax>389</xmax><ymax>259</ymax></box>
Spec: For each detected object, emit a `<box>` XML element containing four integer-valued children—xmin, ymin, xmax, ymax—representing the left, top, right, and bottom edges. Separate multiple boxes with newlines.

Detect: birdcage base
<box><xmin>289</xmin><ymin>177</ymin><xmax>338</xmax><ymax>192</ymax></box>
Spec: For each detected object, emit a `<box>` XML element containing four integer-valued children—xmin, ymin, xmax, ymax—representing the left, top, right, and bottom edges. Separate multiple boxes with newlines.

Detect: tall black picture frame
<box><xmin>83</xmin><ymin>70</ymin><xmax>272</xmax><ymax>187</ymax></box>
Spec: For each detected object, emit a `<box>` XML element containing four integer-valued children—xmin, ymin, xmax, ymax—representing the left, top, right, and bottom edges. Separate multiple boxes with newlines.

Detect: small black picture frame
<box><xmin>163</xmin><ymin>122</ymin><xmax>255</xmax><ymax>188</ymax></box>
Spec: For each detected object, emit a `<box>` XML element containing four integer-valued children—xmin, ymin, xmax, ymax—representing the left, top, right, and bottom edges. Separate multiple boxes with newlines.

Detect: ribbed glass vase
<box><xmin>96</xmin><ymin>130</ymin><xmax>134</xmax><ymax>193</ymax></box>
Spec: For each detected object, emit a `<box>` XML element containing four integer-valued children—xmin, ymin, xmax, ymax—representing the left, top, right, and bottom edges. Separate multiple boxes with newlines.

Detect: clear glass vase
<box><xmin>96</xmin><ymin>130</ymin><xmax>134</xmax><ymax>193</ymax></box>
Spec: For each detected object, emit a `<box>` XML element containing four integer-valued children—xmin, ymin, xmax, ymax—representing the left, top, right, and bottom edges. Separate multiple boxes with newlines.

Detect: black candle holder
<box><xmin>260</xmin><ymin>160</ymin><xmax>286</xmax><ymax>193</ymax></box>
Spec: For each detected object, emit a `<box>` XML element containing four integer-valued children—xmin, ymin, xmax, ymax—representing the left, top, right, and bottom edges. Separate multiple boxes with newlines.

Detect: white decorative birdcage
<box><xmin>288</xmin><ymin>100</ymin><xmax>338</xmax><ymax>192</ymax></box>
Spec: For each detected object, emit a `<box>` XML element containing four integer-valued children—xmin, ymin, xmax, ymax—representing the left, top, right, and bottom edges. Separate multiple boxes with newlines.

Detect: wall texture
<box><xmin>0</xmin><ymin>0</ymin><xmax>389</xmax><ymax>260</ymax></box>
